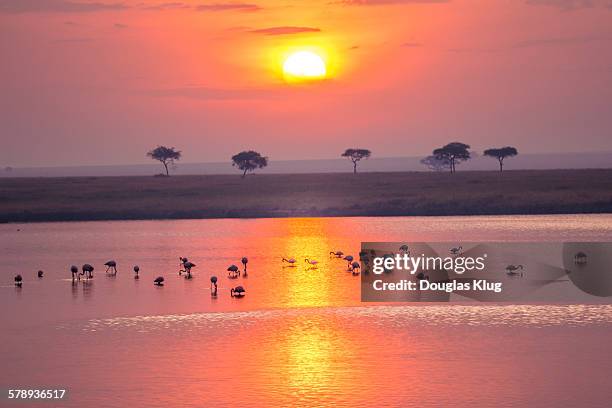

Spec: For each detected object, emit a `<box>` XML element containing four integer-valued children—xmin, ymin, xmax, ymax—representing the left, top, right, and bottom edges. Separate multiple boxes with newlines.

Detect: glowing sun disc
<box><xmin>282</xmin><ymin>51</ymin><xmax>326</xmax><ymax>79</ymax></box>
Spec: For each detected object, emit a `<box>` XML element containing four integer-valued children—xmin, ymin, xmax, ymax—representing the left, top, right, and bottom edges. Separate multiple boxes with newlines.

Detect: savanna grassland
<box><xmin>1</xmin><ymin>169</ymin><xmax>611</xmax><ymax>223</ymax></box>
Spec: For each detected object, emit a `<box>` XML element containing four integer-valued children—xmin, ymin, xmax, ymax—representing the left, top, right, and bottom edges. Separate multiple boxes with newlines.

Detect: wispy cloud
<box><xmin>145</xmin><ymin>86</ymin><xmax>284</xmax><ymax>101</ymax></box>
<box><xmin>401</xmin><ymin>41</ymin><xmax>423</xmax><ymax>47</ymax></box>
<box><xmin>114</xmin><ymin>22</ymin><xmax>128</xmax><ymax>28</ymax></box>
<box><xmin>52</xmin><ymin>37</ymin><xmax>95</xmax><ymax>43</ymax></box>
<box><xmin>249</xmin><ymin>26</ymin><xmax>321</xmax><ymax>35</ymax></box>
<box><xmin>525</xmin><ymin>0</ymin><xmax>612</xmax><ymax>11</ymax></box>
<box><xmin>0</xmin><ymin>0</ymin><xmax>128</xmax><ymax>13</ymax></box>
<box><xmin>195</xmin><ymin>3</ymin><xmax>261</xmax><ymax>12</ymax></box>
<box><xmin>339</xmin><ymin>0</ymin><xmax>449</xmax><ymax>5</ymax></box>
<box><xmin>141</xmin><ymin>2</ymin><xmax>190</xmax><ymax>10</ymax></box>
<box><xmin>512</xmin><ymin>34</ymin><xmax>611</xmax><ymax>48</ymax></box>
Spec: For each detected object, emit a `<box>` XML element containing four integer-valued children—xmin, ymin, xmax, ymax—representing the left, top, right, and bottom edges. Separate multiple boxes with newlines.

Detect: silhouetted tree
<box><xmin>341</xmin><ymin>148</ymin><xmax>371</xmax><ymax>174</ymax></box>
<box><xmin>433</xmin><ymin>142</ymin><xmax>471</xmax><ymax>173</ymax></box>
<box><xmin>420</xmin><ymin>155</ymin><xmax>450</xmax><ymax>172</ymax></box>
<box><xmin>483</xmin><ymin>146</ymin><xmax>518</xmax><ymax>172</ymax></box>
<box><xmin>147</xmin><ymin>146</ymin><xmax>181</xmax><ymax>176</ymax></box>
<box><xmin>232</xmin><ymin>150</ymin><xmax>268</xmax><ymax>178</ymax></box>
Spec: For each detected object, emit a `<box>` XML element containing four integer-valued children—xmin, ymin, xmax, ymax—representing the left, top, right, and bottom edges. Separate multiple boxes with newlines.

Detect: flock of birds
<box><xmin>11</xmin><ymin>245</ymin><xmax>526</xmax><ymax>291</ymax></box>
<box><xmin>10</xmin><ymin>250</ymin><xmax>364</xmax><ymax>294</ymax></box>
<box><xmin>281</xmin><ymin>251</ymin><xmax>362</xmax><ymax>275</ymax></box>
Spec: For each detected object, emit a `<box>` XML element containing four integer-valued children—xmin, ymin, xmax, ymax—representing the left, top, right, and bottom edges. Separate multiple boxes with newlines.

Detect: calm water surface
<box><xmin>1</xmin><ymin>215</ymin><xmax>612</xmax><ymax>407</ymax></box>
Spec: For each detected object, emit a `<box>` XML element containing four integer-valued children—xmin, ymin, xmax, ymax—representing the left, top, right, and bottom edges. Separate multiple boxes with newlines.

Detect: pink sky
<box><xmin>1</xmin><ymin>0</ymin><xmax>612</xmax><ymax>167</ymax></box>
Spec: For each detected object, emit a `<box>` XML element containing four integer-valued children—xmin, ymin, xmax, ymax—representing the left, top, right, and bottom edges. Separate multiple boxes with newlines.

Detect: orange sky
<box><xmin>1</xmin><ymin>0</ymin><xmax>612</xmax><ymax>166</ymax></box>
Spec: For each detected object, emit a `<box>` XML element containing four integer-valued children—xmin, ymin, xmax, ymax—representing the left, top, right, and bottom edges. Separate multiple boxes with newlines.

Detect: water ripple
<box><xmin>77</xmin><ymin>304</ymin><xmax>612</xmax><ymax>333</ymax></box>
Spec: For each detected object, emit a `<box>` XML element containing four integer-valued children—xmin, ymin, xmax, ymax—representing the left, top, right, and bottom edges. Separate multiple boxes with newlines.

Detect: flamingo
<box><xmin>154</xmin><ymin>276</ymin><xmax>164</xmax><ymax>286</ymax></box>
<box><xmin>506</xmin><ymin>265</ymin><xmax>524</xmax><ymax>277</ymax></box>
<box><xmin>133</xmin><ymin>265</ymin><xmax>140</xmax><ymax>279</ymax></box>
<box><xmin>104</xmin><ymin>260</ymin><xmax>118</xmax><ymax>275</ymax></box>
<box><xmin>305</xmin><ymin>258</ymin><xmax>319</xmax><ymax>268</ymax></box>
<box><xmin>350</xmin><ymin>261</ymin><xmax>361</xmax><ymax>275</ymax></box>
<box><xmin>37</xmin><ymin>270</ymin><xmax>44</xmax><ymax>278</ymax></box>
<box><xmin>81</xmin><ymin>264</ymin><xmax>94</xmax><ymax>280</ymax></box>
<box><xmin>227</xmin><ymin>264</ymin><xmax>239</xmax><ymax>278</ymax></box>
<box><xmin>343</xmin><ymin>255</ymin><xmax>354</xmax><ymax>269</ymax></box>
<box><xmin>70</xmin><ymin>265</ymin><xmax>79</xmax><ymax>281</ymax></box>
<box><xmin>14</xmin><ymin>274</ymin><xmax>23</xmax><ymax>287</ymax></box>
<box><xmin>330</xmin><ymin>251</ymin><xmax>344</xmax><ymax>258</ymax></box>
<box><xmin>282</xmin><ymin>257</ymin><xmax>297</xmax><ymax>266</ymax></box>
<box><xmin>178</xmin><ymin>257</ymin><xmax>189</xmax><ymax>275</ymax></box>
<box><xmin>181</xmin><ymin>261</ymin><xmax>196</xmax><ymax>278</ymax></box>
<box><xmin>210</xmin><ymin>276</ymin><xmax>218</xmax><ymax>296</ymax></box>
<box><xmin>450</xmin><ymin>246</ymin><xmax>463</xmax><ymax>256</ymax></box>
<box><xmin>241</xmin><ymin>257</ymin><xmax>248</xmax><ymax>276</ymax></box>
<box><xmin>399</xmin><ymin>245</ymin><xmax>410</xmax><ymax>254</ymax></box>
<box><xmin>416</xmin><ymin>272</ymin><xmax>430</xmax><ymax>281</ymax></box>
<box><xmin>231</xmin><ymin>285</ymin><xmax>246</xmax><ymax>297</ymax></box>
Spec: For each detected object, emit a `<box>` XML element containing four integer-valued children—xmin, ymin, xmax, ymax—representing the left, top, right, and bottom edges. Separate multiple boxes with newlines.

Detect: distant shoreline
<box><xmin>1</xmin><ymin>169</ymin><xmax>611</xmax><ymax>223</ymax></box>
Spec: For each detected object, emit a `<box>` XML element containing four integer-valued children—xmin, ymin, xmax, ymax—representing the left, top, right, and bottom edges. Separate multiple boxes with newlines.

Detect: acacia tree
<box><xmin>147</xmin><ymin>146</ymin><xmax>181</xmax><ymax>176</ymax></box>
<box><xmin>231</xmin><ymin>150</ymin><xmax>268</xmax><ymax>178</ymax></box>
<box><xmin>420</xmin><ymin>155</ymin><xmax>450</xmax><ymax>172</ymax></box>
<box><xmin>483</xmin><ymin>146</ymin><xmax>518</xmax><ymax>172</ymax></box>
<box><xmin>432</xmin><ymin>142</ymin><xmax>471</xmax><ymax>173</ymax></box>
<box><xmin>341</xmin><ymin>148</ymin><xmax>371</xmax><ymax>174</ymax></box>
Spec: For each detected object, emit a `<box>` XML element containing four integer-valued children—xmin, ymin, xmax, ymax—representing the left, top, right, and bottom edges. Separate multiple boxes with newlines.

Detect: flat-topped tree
<box><xmin>433</xmin><ymin>142</ymin><xmax>471</xmax><ymax>173</ymax></box>
<box><xmin>147</xmin><ymin>146</ymin><xmax>181</xmax><ymax>176</ymax></box>
<box><xmin>342</xmin><ymin>148</ymin><xmax>371</xmax><ymax>174</ymax></box>
<box><xmin>484</xmin><ymin>146</ymin><xmax>518</xmax><ymax>172</ymax></box>
<box><xmin>232</xmin><ymin>150</ymin><xmax>268</xmax><ymax>178</ymax></box>
<box><xmin>420</xmin><ymin>155</ymin><xmax>450</xmax><ymax>172</ymax></box>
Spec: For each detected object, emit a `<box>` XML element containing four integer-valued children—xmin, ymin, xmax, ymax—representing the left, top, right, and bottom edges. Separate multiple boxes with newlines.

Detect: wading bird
<box><xmin>210</xmin><ymin>276</ymin><xmax>218</xmax><ymax>296</ymax></box>
<box><xmin>154</xmin><ymin>276</ymin><xmax>164</xmax><ymax>286</ymax></box>
<box><xmin>37</xmin><ymin>270</ymin><xmax>44</xmax><ymax>278</ymax></box>
<box><xmin>505</xmin><ymin>265</ymin><xmax>524</xmax><ymax>277</ymax></box>
<box><xmin>231</xmin><ymin>286</ymin><xmax>245</xmax><ymax>298</ymax></box>
<box><xmin>399</xmin><ymin>245</ymin><xmax>410</xmax><ymax>254</ymax></box>
<box><xmin>227</xmin><ymin>264</ymin><xmax>240</xmax><ymax>278</ymax></box>
<box><xmin>181</xmin><ymin>261</ymin><xmax>196</xmax><ymax>278</ymax></box>
<box><xmin>133</xmin><ymin>265</ymin><xmax>140</xmax><ymax>279</ymax></box>
<box><xmin>343</xmin><ymin>255</ymin><xmax>354</xmax><ymax>269</ymax></box>
<box><xmin>282</xmin><ymin>257</ymin><xmax>297</xmax><ymax>266</ymax></box>
<box><xmin>14</xmin><ymin>274</ymin><xmax>23</xmax><ymax>287</ymax></box>
<box><xmin>450</xmin><ymin>246</ymin><xmax>463</xmax><ymax>256</ymax></box>
<box><xmin>179</xmin><ymin>257</ymin><xmax>189</xmax><ymax>275</ymax></box>
<box><xmin>330</xmin><ymin>251</ymin><xmax>344</xmax><ymax>258</ymax></box>
<box><xmin>81</xmin><ymin>264</ymin><xmax>94</xmax><ymax>280</ymax></box>
<box><xmin>104</xmin><ymin>260</ymin><xmax>118</xmax><ymax>275</ymax></box>
<box><xmin>305</xmin><ymin>258</ymin><xmax>319</xmax><ymax>268</ymax></box>
<box><xmin>70</xmin><ymin>265</ymin><xmax>79</xmax><ymax>281</ymax></box>
<box><xmin>241</xmin><ymin>257</ymin><xmax>248</xmax><ymax>276</ymax></box>
<box><xmin>350</xmin><ymin>261</ymin><xmax>361</xmax><ymax>275</ymax></box>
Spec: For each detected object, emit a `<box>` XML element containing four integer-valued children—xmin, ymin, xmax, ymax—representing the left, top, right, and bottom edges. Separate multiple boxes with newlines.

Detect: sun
<box><xmin>282</xmin><ymin>51</ymin><xmax>327</xmax><ymax>81</ymax></box>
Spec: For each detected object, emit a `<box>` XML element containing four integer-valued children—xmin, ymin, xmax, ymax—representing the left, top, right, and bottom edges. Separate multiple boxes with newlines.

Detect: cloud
<box><xmin>195</xmin><ymin>3</ymin><xmax>261</xmax><ymax>12</ymax></box>
<box><xmin>141</xmin><ymin>2</ymin><xmax>190</xmax><ymax>10</ymax></box>
<box><xmin>512</xmin><ymin>34</ymin><xmax>611</xmax><ymax>48</ymax></box>
<box><xmin>145</xmin><ymin>86</ymin><xmax>285</xmax><ymax>101</ymax></box>
<box><xmin>339</xmin><ymin>0</ymin><xmax>449</xmax><ymax>5</ymax></box>
<box><xmin>114</xmin><ymin>22</ymin><xmax>127</xmax><ymax>28</ymax></box>
<box><xmin>525</xmin><ymin>0</ymin><xmax>612</xmax><ymax>10</ymax></box>
<box><xmin>401</xmin><ymin>41</ymin><xmax>423</xmax><ymax>47</ymax></box>
<box><xmin>0</xmin><ymin>0</ymin><xmax>128</xmax><ymax>13</ymax></box>
<box><xmin>249</xmin><ymin>26</ymin><xmax>321</xmax><ymax>35</ymax></box>
<box><xmin>52</xmin><ymin>37</ymin><xmax>95</xmax><ymax>43</ymax></box>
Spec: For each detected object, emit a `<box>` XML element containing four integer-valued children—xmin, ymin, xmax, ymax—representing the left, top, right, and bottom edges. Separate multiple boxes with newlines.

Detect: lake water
<box><xmin>1</xmin><ymin>215</ymin><xmax>612</xmax><ymax>407</ymax></box>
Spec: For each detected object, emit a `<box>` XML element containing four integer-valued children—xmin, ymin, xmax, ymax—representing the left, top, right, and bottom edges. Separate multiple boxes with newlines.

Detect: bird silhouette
<box><xmin>231</xmin><ymin>285</ymin><xmax>245</xmax><ymax>297</ymax></box>
<box><xmin>104</xmin><ymin>260</ymin><xmax>117</xmax><ymax>275</ymax></box>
